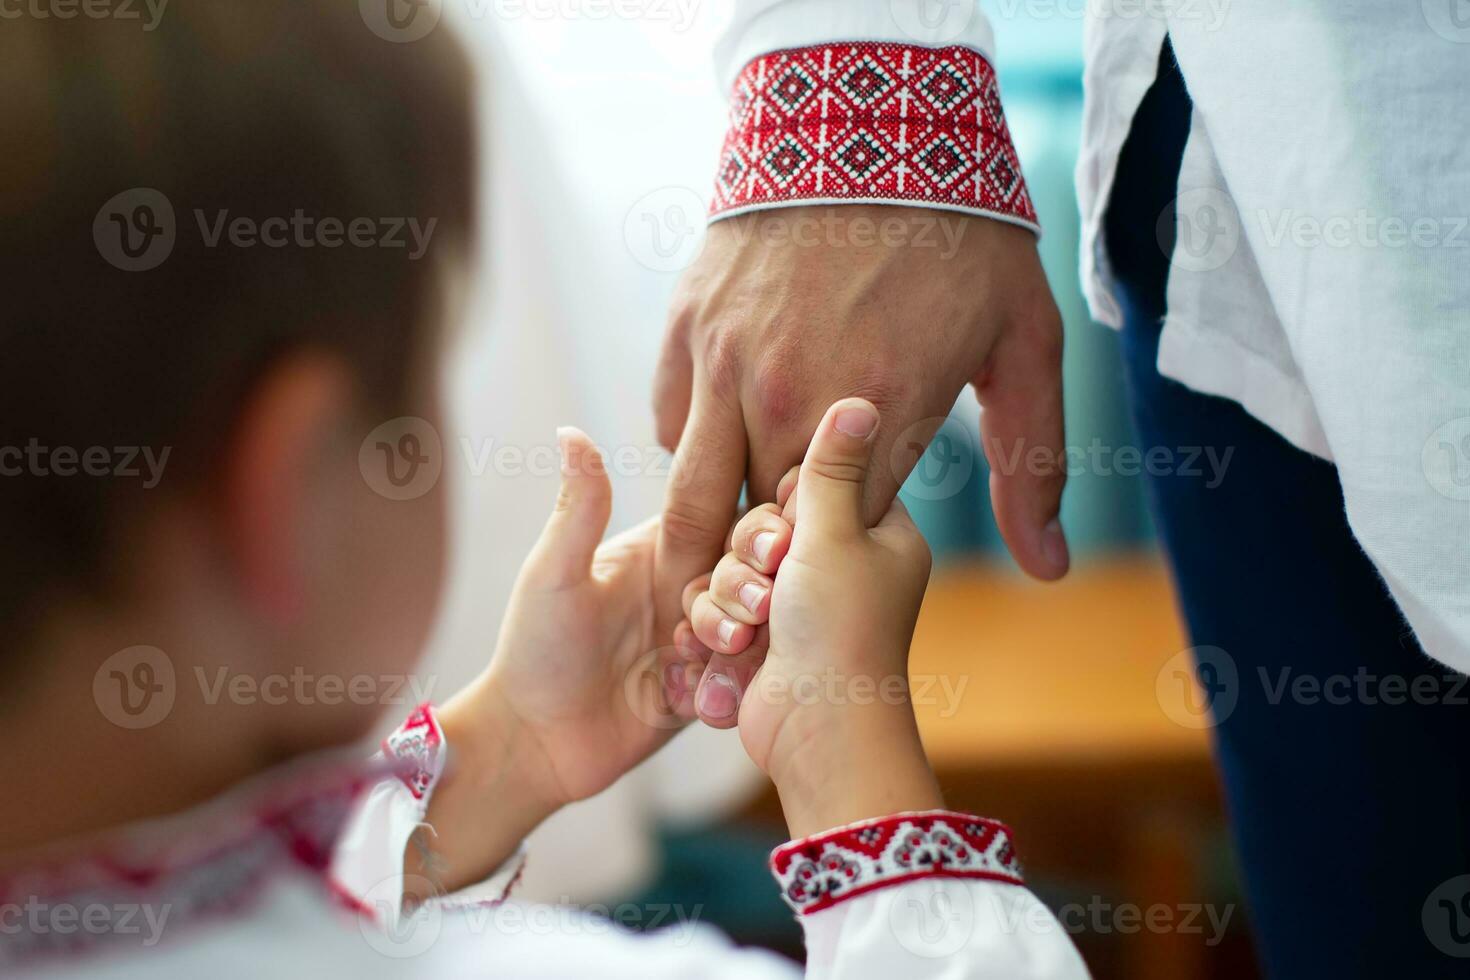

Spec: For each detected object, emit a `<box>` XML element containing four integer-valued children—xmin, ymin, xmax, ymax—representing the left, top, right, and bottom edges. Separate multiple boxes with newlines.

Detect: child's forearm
<box><xmin>766</xmin><ymin>698</ymin><xmax>945</xmax><ymax>841</ymax></box>
<box><xmin>402</xmin><ymin>676</ymin><xmax>561</xmax><ymax>903</ymax></box>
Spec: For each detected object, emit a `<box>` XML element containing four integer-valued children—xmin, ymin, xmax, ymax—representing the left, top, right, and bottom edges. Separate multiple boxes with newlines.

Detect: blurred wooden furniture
<box><xmin>907</xmin><ymin>555</ymin><xmax>1230</xmax><ymax>980</ymax></box>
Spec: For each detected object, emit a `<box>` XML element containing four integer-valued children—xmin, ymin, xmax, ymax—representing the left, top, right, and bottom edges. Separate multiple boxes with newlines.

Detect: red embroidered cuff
<box><xmin>770</xmin><ymin>810</ymin><xmax>1023</xmax><ymax>915</ymax></box>
<box><xmin>711</xmin><ymin>42</ymin><xmax>1039</xmax><ymax>233</ymax></box>
<box><xmin>383</xmin><ymin>703</ymin><xmax>443</xmax><ymax>801</ymax></box>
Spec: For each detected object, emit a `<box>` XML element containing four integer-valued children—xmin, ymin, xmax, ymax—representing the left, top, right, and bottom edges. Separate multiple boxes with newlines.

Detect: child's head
<box><xmin>1</xmin><ymin>1</ymin><xmax>477</xmax><ymax>749</ymax></box>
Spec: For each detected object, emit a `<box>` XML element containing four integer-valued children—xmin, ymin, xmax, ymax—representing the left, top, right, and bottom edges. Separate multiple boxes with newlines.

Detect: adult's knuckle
<box><xmin>847</xmin><ymin>366</ymin><xmax>905</xmax><ymax>413</ymax></box>
<box><xmin>701</xmin><ymin>327</ymin><xmax>745</xmax><ymax>400</ymax></box>
<box><xmin>751</xmin><ymin>351</ymin><xmax>804</xmax><ymax>426</ymax></box>
<box><xmin>661</xmin><ymin>500</ymin><xmax>724</xmax><ymax>552</ymax></box>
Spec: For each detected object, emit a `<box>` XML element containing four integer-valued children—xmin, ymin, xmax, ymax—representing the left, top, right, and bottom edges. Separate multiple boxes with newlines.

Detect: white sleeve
<box><xmin>798</xmin><ymin>879</ymin><xmax>1088</xmax><ymax>978</ymax></box>
<box><xmin>333</xmin><ymin>710</ymin><xmax>1090</xmax><ymax>978</ymax></box>
<box><xmin>717</xmin><ymin>0</ymin><xmax>1000</xmax><ymax>90</ymax></box>
<box><xmin>417</xmin><ymin>877</ymin><xmax>1086</xmax><ymax>980</ymax></box>
<box><xmin>329</xmin><ymin>706</ymin><xmax>525</xmax><ymax>929</ymax></box>
<box><xmin>769</xmin><ymin>810</ymin><xmax>1090</xmax><ymax>979</ymax></box>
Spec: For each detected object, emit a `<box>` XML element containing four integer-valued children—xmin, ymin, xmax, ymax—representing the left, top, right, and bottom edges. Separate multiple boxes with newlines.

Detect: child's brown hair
<box><xmin>0</xmin><ymin>0</ymin><xmax>477</xmax><ymax>653</ymax></box>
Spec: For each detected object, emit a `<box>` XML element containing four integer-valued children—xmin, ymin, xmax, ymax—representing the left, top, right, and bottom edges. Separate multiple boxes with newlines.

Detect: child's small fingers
<box><xmin>775</xmin><ymin>465</ymin><xmax>801</xmax><ymax>509</ymax></box>
<box><xmin>725</xmin><ymin>501</ymin><xmax>781</xmax><ymax>554</ymax></box>
<box><xmin>673</xmin><ymin>618</ymin><xmax>711</xmax><ymax>661</ymax></box>
<box><xmin>722</xmin><ymin>503</ymin><xmax>753</xmax><ymax>552</ymax></box>
<box><xmin>690</xmin><ymin>590</ymin><xmax>755</xmax><ymax>655</ymax></box>
<box><xmin>642</xmin><ymin>620</ymin><xmax>709</xmax><ymax>726</ymax></box>
<box><xmin>696</xmin><ymin>625</ymin><xmax>770</xmax><ymax>729</ymax></box>
<box><xmin>681</xmin><ymin>573</ymin><xmax>712</xmax><ymax>622</ymax></box>
<box><xmin>731</xmin><ymin>504</ymin><xmax>793</xmax><ymax>576</ymax></box>
<box><xmin>706</xmin><ymin>552</ymin><xmax>772</xmax><ymax>626</ymax></box>
<box><xmin>778</xmin><ymin>467</ymin><xmax>800</xmax><ymax>524</ymax></box>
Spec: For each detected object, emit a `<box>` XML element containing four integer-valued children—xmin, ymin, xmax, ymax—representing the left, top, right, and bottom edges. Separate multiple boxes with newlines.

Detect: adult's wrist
<box><xmin>768</xmin><ymin>701</ymin><xmax>944</xmax><ymax>841</ymax></box>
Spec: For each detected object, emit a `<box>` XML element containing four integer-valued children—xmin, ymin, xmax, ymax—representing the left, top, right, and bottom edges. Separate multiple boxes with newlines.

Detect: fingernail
<box><xmin>752</xmin><ymin>531</ymin><xmax>777</xmax><ymax>565</ymax></box>
<box><xmin>834</xmin><ymin>404</ymin><xmax>878</xmax><ymax>440</ymax></box>
<box><xmin>1042</xmin><ymin>518</ymin><xmax>1070</xmax><ymax>571</ymax></box>
<box><xmin>738</xmin><ymin>582</ymin><xmax>767</xmax><ymax>614</ymax></box>
<box><xmin>697</xmin><ymin>672</ymin><xmax>739</xmax><ymax>720</ymax></box>
<box><xmin>717</xmin><ymin>618</ymin><xmax>738</xmax><ymax>647</ymax></box>
<box><xmin>663</xmin><ymin>662</ymin><xmax>686</xmax><ymax>699</ymax></box>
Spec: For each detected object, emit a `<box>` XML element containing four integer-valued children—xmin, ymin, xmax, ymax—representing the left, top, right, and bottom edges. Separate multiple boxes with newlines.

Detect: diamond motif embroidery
<box><xmin>982</xmin><ymin>75</ymin><xmax>1004</xmax><ymax>125</ymax></box>
<box><xmin>710</xmin><ymin>43</ymin><xmax>1038</xmax><ymax>230</ymax></box>
<box><xmin>761</xmin><ymin>134</ymin><xmax>810</xmax><ymax>186</ymax></box>
<box><xmin>769</xmin><ymin>65</ymin><xmax>816</xmax><ymax>113</ymax></box>
<box><xmin>834</xmin><ymin>130</ymin><xmax>891</xmax><ymax>181</ymax></box>
<box><xmin>987</xmin><ymin>149</ymin><xmax>1022</xmax><ymax>203</ymax></box>
<box><xmin>836</xmin><ymin>55</ymin><xmax>895</xmax><ymax>107</ymax></box>
<box><xmin>918</xmin><ymin>62</ymin><xmax>973</xmax><ymax>113</ymax></box>
<box><xmin>718</xmin><ymin>148</ymin><xmax>747</xmax><ymax>194</ymax></box>
<box><xmin>916</xmin><ymin>134</ymin><xmax>971</xmax><ymax>188</ymax></box>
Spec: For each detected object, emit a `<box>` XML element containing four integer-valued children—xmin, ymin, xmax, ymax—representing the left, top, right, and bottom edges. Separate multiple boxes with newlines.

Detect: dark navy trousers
<box><xmin>1104</xmin><ymin>39</ymin><xmax>1470</xmax><ymax>979</ymax></box>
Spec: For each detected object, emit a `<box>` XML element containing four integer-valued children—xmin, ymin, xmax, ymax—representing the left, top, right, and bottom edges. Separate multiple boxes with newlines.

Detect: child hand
<box><xmin>677</xmin><ymin>492</ymin><xmax>795</xmax><ymax>727</ymax></box>
<box><xmin>412</xmin><ymin>428</ymin><xmax>713</xmax><ymax>898</ymax></box>
<box><xmin>440</xmin><ymin>429</ymin><xmax>711</xmax><ymax>816</ymax></box>
<box><xmin>680</xmin><ymin>399</ymin><xmax>943</xmax><ymax>836</ymax></box>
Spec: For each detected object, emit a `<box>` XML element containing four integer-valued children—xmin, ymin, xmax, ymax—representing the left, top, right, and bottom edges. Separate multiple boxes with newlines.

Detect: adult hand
<box><xmin>653</xmin><ymin>205</ymin><xmax>1069</xmax><ymax>640</ymax></box>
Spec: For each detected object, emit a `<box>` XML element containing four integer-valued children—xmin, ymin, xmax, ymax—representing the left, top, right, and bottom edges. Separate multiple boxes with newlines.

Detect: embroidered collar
<box><xmin>0</xmin><ymin>750</ymin><xmax>382</xmax><ymax>968</ymax></box>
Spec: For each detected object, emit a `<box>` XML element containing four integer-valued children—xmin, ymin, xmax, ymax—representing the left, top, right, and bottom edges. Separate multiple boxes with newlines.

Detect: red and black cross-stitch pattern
<box><xmin>769</xmin><ymin>810</ymin><xmax>1025</xmax><ymax>915</ymax></box>
<box><xmin>711</xmin><ymin>42</ymin><xmax>1039</xmax><ymax>231</ymax></box>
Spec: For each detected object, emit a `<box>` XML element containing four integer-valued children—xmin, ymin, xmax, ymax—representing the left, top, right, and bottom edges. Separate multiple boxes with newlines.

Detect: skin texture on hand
<box><xmin>481</xmin><ymin>429</ymin><xmax>711</xmax><ymax>806</ymax></box>
<box><xmin>652</xmin><ymin>205</ymin><xmax>1070</xmax><ymax>653</ymax></box>
<box><xmin>410</xmin><ymin>429</ymin><xmax>712</xmax><ymax>898</ymax></box>
<box><xmin>688</xmin><ymin>399</ymin><xmax>946</xmax><ymax>838</ymax></box>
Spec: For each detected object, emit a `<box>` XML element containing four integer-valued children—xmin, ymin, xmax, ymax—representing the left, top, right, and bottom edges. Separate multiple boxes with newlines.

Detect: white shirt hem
<box><xmin>1156</xmin><ymin>316</ymin><xmax>1332</xmax><ymax>461</ymax></box>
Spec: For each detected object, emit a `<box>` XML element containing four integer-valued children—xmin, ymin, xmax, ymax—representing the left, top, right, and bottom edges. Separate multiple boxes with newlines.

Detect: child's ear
<box><xmin>219</xmin><ymin>350</ymin><xmax>354</xmax><ymax>626</ymax></box>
